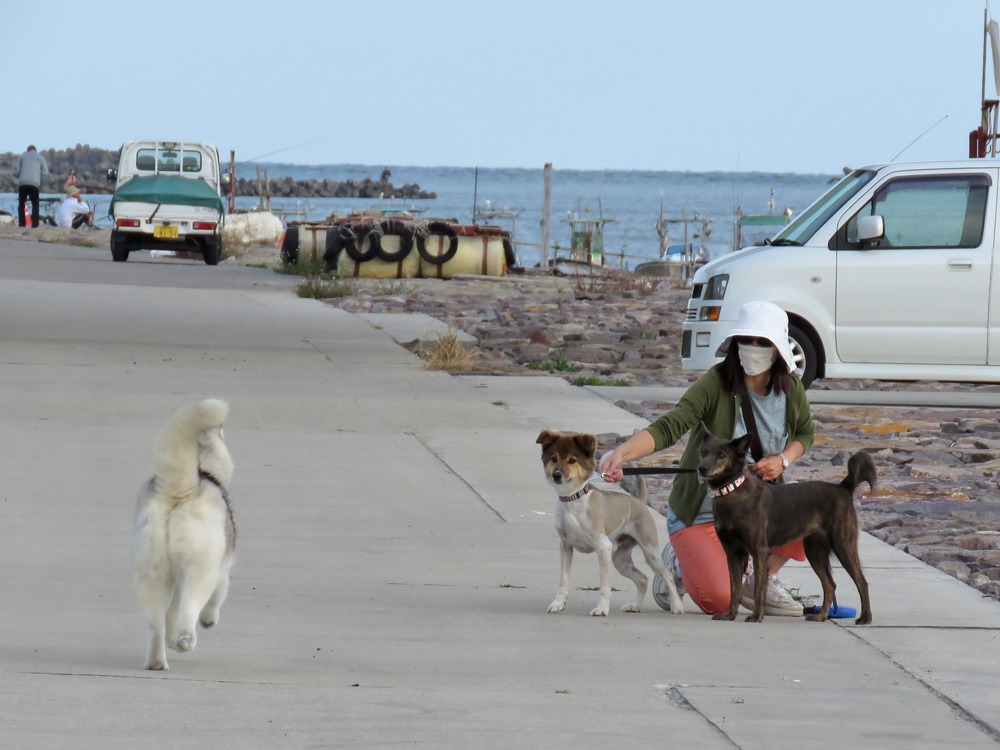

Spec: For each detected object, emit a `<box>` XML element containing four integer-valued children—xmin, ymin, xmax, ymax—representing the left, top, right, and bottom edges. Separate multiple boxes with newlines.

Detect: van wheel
<box><xmin>788</xmin><ymin>324</ymin><xmax>817</xmax><ymax>388</ymax></box>
<box><xmin>202</xmin><ymin>238</ymin><xmax>221</xmax><ymax>266</ymax></box>
<box><xmin>111</xmin><ymin>232</ymin><xmax>130</xmax><ymax>262</ymax></box>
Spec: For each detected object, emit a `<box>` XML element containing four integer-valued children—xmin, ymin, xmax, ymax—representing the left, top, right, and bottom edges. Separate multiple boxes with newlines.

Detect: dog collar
<box><xmin>559</xmin><ymin>483</ymin><xmax>594</xmax><ymax>502</ymax></box>
<box><xmin>709</xmin><ymin>474</ymin><xmax>746</xmax><ymax>497</ymax></box>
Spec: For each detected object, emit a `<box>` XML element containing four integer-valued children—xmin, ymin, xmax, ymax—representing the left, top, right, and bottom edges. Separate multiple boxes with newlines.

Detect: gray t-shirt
<box><xmin>666</xmin><ymin>386</ymin><xmax>789</xmax><ymax>533</ymax></box>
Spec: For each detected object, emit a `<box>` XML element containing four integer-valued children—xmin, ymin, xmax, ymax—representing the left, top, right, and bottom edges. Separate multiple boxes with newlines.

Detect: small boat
<box><xmin>472</xmin><ymin>201</ymin><xmax>521</xmax><ymax>268</ymax></box>
<box><xmin>647</xmin><ymin>200</ymin><xmax>711</xmax><ymax>283</ymax></box>
<box><xmin>733</xmin><ymin>188</ymin><xmax>793</xmax><ymax>250</ymax></box>
<box><xmin>634</xmin><ymin>243</ymin><xmax>707</xmax><ymax>277</ymax></box>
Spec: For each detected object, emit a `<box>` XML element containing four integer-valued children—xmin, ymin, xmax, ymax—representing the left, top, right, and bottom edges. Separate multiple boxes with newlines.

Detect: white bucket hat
<box><xmin>715</xmin><ymin>300</ymin><xmax>796</xmax><ymax>373</ymax></box>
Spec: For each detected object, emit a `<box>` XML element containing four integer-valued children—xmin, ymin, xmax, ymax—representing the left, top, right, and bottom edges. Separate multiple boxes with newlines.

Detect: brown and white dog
<box><xmin>537</xmin><ymin>429</ymin><xmax>684</xmax><ymax>617</ymax></box>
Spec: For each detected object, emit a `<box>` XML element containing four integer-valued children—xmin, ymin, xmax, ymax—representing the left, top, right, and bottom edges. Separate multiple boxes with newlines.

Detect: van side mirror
<box><xmin>857</xmin><ymin>215</ymin><xmax>885</xmax><ymax>247</ymax></box>
<box><xmin>106</xmin><ymin>168</ymin><xmax>117</xmax><ymax>184</ymax></box>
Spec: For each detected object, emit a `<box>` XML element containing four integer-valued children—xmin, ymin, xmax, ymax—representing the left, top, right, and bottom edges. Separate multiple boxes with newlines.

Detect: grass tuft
<box><xmin>422</xmin><ymin>330</ymin><xmax>478</xmax><ymax>372</ymax></box>
<box><xmin>296</xmin><ymin>276</ymin><xmax>354</xmax><ymax>299</ymax></box>
<box><xmin>526</xmin><ymin>351</ymin><xmax>582</xmax><ymax>373</ymax></box>
<box><xmin>569</xmin><ymin>375</ymin><xmax>634</xmax><ymax>387</ymax></box>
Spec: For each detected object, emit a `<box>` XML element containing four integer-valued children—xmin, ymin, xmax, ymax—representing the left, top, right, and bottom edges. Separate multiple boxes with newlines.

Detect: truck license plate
<box><xmin>154</xmin><ymin>225</ymin><xmax>179</xmax><ymax>239</ymax></box>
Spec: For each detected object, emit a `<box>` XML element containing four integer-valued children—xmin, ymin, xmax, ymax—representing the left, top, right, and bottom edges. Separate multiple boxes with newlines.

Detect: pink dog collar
<box><xmin>709</xmin><ymin>474</ymin><xmax>746</xmax><ymax>497</ymax></box>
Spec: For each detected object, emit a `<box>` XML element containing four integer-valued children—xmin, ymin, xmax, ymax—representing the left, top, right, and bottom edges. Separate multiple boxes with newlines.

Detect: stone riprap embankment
<box><xmin>0</xmin><ymin>145</ymin><xmax>434</xmax><ymax>199</ymax></box>
<box><xmin>325</xmin><ymin>274</ymin><xmax>1000</xmax><ymax>602</ymax></box>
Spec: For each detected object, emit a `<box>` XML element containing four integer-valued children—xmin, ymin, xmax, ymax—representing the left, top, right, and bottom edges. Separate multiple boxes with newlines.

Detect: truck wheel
<box><xmin>280</xmin><ymin>226</ymin><xmax>299</xmax><ymax>264</ymax></box>
<box><xmin>788</xmin><ymin>324</ymin><xmax>817</xmax><ymax>389</ymax></box>
<box><xmin>111</xmin><ymin>232</ymin><xmax>130</xmax><ymax>262</ymax></box>
<box><xmin>202</xmin><ymin>237</ymin><xmax>221</xmax><ymax>266</ymax></box>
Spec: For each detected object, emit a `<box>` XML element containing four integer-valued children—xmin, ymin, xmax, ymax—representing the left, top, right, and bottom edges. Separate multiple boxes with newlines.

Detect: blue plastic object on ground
<box><xmin>803</xmin><ymin>595</ymin><xmax>857</xmax><ymax>619</ymax></box>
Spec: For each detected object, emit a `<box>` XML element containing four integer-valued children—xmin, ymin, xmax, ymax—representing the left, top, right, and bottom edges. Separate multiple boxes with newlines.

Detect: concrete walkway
<box><xmin>2</xmin><ymin>240</ymin><xmax>999</xmax><ymax>749</ymax></box>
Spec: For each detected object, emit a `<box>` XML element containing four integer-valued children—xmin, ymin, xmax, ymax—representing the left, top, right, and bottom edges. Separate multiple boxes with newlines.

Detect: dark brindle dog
<box><xmin>697</xmin><ymin>425</ymin><xmax>875</xmax><ymax>624</ymax></box>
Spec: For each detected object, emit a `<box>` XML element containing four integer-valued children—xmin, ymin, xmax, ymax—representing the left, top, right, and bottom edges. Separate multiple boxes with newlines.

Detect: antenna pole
<box><xmin>984</xmin><ymin>7</ymin><xmax>989</xmax><ymax>120</ymax></box>
<box><xmin>540</xmin><ymin>163</ymin><xmax>552</xmax><ymax>268</ymax></box>
<box><xmin>472</xmin><ymin>166</ymin><xmax>479</xmax><ymax>222</ymax></box>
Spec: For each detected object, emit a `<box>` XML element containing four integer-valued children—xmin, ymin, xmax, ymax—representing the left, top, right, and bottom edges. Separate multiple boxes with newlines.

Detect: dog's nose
<box><xmin>552</xmin><ymin>470</ymin><xmax>564</xmax><ymax>483</ymax></box>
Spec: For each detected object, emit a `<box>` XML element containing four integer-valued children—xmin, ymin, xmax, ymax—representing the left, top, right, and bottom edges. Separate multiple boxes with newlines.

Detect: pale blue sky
<box><xmin>7</xmin><ymin>0</ymin><xmax>992</xmax><ymax>173</ymax></box>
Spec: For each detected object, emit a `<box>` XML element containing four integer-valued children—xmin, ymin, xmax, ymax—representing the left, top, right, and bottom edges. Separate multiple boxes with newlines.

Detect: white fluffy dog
<box><xmin>132</xmin><ymin>399</ymin><xmax>236</xmax><ymax>670</ymax></box>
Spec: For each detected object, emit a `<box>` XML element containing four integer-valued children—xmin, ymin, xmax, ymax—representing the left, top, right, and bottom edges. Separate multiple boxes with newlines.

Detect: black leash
<box><xmin>619</xmin><ymin>466</ymin><xmax>696</xmax><ymax>475</ymax></box>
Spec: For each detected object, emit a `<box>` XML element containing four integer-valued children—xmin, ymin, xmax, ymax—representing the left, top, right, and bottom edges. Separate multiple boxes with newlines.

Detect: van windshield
<box><xmin>769</xmin><ymin>169</ymin><xmax>877</xmax><ymax>246</ymax></box>
<box><xmin>135</xmin><ymin>147</ymin><xmax>202</xmax><ymax>174</ymax></box>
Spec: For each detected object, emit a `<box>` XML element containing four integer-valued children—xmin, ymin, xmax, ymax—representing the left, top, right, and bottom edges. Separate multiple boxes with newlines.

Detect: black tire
<box><xmin>372</xmin><ymin>220</ymin><xmax>414</xmax><ymax>262</ymax></box>
<box><xmin>788</xmin><ymin>323</ymin><xmax>818</xmax><ymax>389</ymax></box>
<box><xmin>110</xmin><ymin>231</ymin><xmax>130</xmax><ymax>262</ymax></box>
<box><xmin>416</xmin><ymin>221</ymin><xmax>459</xmax><ymax>264</ymax></box>
<box><xmin>341</xmin><ymin>223</ymin><xmax>378</xmax><ymax>263</ymax></box>
<box><xmin>323</xmin><ymin>226</ymin><xmax>343</xmax><ymax>272</ymax></box>
<box><xmin>502</xmin><ymin>235</ymin><xmax>516</xmax><ymax>267</ymax></box>
<box><xmin>280</xmin><ymin>225</ymin><xmax>300</xmax><ymax>264</ymax></box>
<box><xmin>202</xmin><ymin>237</ymin><xmax>221</xmax><ymax>266</ymax></box>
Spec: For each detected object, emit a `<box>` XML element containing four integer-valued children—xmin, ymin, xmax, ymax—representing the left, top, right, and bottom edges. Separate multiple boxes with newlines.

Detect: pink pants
<box><xmin>670</xmin><ymin>522</ymin><xmax>806</xmax><ymax>615</ymax></box>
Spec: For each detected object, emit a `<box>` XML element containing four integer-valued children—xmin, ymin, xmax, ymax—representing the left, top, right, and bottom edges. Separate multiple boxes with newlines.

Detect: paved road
<box><xmin>2</xmin><ymin>239</ymin><xmax>999</xmax><ymax>749</ymax></box>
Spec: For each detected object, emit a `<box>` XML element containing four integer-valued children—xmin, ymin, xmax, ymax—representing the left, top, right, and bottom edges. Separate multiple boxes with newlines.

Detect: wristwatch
<box><xmin>779</xmin><ymin>452</ymin><xmax>790</xmax><ymax>469</ymax></box>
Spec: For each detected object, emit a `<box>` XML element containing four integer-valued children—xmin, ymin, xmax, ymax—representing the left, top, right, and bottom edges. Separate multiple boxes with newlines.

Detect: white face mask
<box><xmin>737</xmin><ymin>343</ymin><xmax>776</xmax><ymax>376</ymax></box>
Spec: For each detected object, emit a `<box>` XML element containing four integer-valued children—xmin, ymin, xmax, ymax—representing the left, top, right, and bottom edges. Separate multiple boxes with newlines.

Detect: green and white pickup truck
<box><xmin>107</xmin><ymin>140</ymin><xmax>227</xmax><ymax>265</ymax></box>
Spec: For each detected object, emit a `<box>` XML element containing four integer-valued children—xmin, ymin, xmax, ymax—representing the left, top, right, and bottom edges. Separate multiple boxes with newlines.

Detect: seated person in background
<box><xmin>56</xmin><ymin>186</ymin><xmax>95</xmax><ymax>229</ymax></box>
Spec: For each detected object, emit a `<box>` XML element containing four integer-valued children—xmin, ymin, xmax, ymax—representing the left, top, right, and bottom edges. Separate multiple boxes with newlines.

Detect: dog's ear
<box><xmin>572</xmin><ymin>433</ymin><xmax>597</xmax><ymax>458</ymax></box>
<box><xmin>732</xmin><ymin>433</ymin><xmax>754</xmax><ymax>458</ymax></box>
<box><xmin>536</xmin><ymin>429</ymin><xmax>559</xmax><ymax>447</ymax></box>
<box><xmin>693</xmin><ymin>422</ymin><xmax>710</xmax><ymax>442</ymax></box>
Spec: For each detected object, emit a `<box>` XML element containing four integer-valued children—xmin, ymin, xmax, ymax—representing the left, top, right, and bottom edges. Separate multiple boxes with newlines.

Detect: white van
<box><xmin>682</xmin><ymin>159</ymin><xmax>1000</xmax><ymax>387</ymax></box>
<box><xmin>108</xmin><ymin>140</ymin><xmax>226</xmax><ymax>264</ymax></box>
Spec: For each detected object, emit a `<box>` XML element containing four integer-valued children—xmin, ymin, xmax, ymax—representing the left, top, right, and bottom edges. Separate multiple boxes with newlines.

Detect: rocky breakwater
<box><xmin>235</xmin><ymin>176</ymin><xmax>435</xmax><ymax>200</ymax></box>
<box><xmin>326</xmin><ymin>274</ymin><xmax>1000</xmax><ymax>603</ymax></box>
<box><xmin>0</xmin><ymin>145</ymin><xmax>436</xmax><ymax>199</ymax></box>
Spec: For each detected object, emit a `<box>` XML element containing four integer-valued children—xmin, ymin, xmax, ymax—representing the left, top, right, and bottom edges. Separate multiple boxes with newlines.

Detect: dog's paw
<box><xmin>547</xmin><ymin>598</ymin><xmax>567</xmax><ymax>614</ymax></box>
<box><xmin>712</xmin><ymin>612</ymin><xmax>737</xmax><ymax>621</ymax></box>
<box><xmin>589</xmin><ymin>604</ymin><xmax>609</xmax><ymax>617</ymax></box>
<box><xmin>174</xmin><ymin>632</ymin><xmax>196</xmax><ymax>652</ymax></box>
<box><xmin>621</xmin><ymin>603</ymin><xmax>641</xmax><ymax>613</ymax></box>
<box><xmin>855</xmin><ymin>613</ymin><xmax>872</xmax><ymax>625</ymax></box>
<box><xmin>744</xmin><ymin>613</ymin><xmax>764</xmax><ymax>623</ymax></box>
<box><xmin>199</xmin><ymin>613</ymin><xmax>218</xmax><ymax>629</ymax></box>
<box><xmin>144</xmin><ymin>659</ymin><xmax>168</xmax><ymax>671</ymax></box>
<box><xmin>670</xmin><ymin>598</ymin><xmax>685</xmax><ymax>615</ymax></box>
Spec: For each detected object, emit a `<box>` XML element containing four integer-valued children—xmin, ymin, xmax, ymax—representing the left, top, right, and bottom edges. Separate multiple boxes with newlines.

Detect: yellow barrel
<box><xmin>338</xmin><ymin>234</ymin><xmax>420</xmax><ymax>279</ymax></box>
<box><xmin>419</xmin><ymin>235</ymin><xmax>507</xmax><ymax>279</ymax></box>
<box><xmin>295</xmin><ymin>223</ymin><xmax>329</xmax><ymax>263</ymax></box>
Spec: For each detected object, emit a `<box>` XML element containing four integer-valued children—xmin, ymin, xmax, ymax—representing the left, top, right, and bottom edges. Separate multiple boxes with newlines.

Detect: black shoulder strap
<box><xmin>736</xmin><ymin>380</ymin><xmax>765</xmax><ymax>462</ymax></box>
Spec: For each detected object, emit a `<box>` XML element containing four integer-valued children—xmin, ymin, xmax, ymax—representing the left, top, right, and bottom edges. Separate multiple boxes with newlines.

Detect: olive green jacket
<box><xmin>645</xmin><ymin>367</ymin><xmax>815</xmax><ymax>527</ymax></box>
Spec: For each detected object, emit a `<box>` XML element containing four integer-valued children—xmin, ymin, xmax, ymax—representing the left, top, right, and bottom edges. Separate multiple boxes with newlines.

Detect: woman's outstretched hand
<box><xmin>599</xmin><ymin>449</ymin><xmax>624</xmax><ymax>482</ymax></box>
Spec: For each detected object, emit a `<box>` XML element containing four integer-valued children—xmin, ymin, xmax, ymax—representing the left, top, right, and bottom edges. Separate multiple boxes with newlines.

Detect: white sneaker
<box><xmin>652</xmin><ymin>539</ymin><xmax>685</xmax><ymax>611</ymax></box>
<box><xmin>741</xmin><ymin>571</ymin><xmax>803</xmax><ymax>616</ymax></box>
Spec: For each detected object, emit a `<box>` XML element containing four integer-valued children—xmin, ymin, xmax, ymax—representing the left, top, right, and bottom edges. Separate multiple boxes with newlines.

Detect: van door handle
<box><xmin>947</xmin><ymin>259</ymin><xmax>973</xmax><ymax>270</ymax></box>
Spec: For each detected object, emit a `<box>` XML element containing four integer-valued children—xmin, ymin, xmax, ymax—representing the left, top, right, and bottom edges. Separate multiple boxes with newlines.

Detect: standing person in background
<box><xmin>600</xmin><ymin>301</ymin><xmax>816</xmax><ymax>617</ymax></box>
<box><xmin>56</xmin><ymin>185</ymin><xmax>95</xmax><ymax>229</ymax></box>
<box><xmin>15</xmin><ymin>145</ymin><xmax>49</xmax><ymax>228</ymax></box>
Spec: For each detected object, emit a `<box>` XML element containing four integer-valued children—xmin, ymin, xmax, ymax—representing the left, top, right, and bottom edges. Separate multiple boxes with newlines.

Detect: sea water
<box><xmin>1</xmin><ymin>163</ymin><xmax>837</xmax><ymax>268</ymax></box>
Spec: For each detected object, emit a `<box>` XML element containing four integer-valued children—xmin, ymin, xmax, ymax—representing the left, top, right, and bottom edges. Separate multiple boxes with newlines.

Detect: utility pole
<box><xmin>540</xmin><ymin>163</ymin><xmax>552</xmax><ymax>268</ymax></box>
<box><xmin>229</xmin><ymin>150</ymin><xmax>236</xmax><ymax>214</ymax></box>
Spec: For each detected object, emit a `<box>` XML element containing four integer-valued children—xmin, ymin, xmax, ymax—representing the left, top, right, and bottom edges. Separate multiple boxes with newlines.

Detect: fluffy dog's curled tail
<box><xmin>842</xmin><ymin>450</ymin><xmax>877</xmax><ymax>495</ymax></box>
<box><xmin>151</xmin><ymin>399</ymin><xmax>228</xmax><ymax>500</ymax></box>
